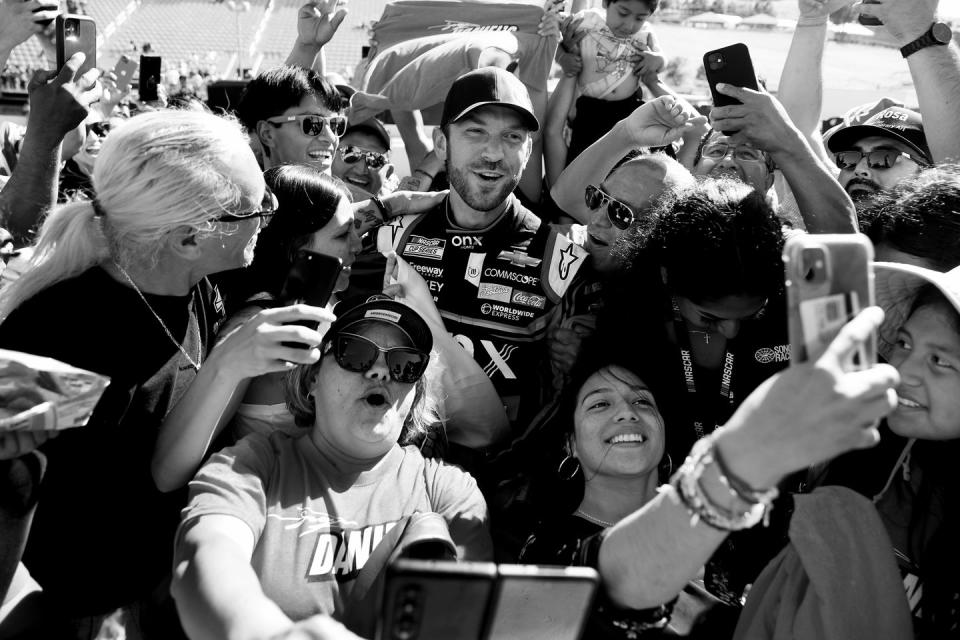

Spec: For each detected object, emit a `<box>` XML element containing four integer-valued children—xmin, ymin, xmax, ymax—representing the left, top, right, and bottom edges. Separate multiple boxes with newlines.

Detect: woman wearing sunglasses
<box><xmin>172</xmin><ymin>296</ymin><xmax>492</xmax><ymax>640</ymax></box>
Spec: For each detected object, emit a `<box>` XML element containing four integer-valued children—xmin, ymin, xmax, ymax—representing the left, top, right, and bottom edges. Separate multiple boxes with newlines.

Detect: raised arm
<box><xmin>551</xmin><ymin>95</ymin><xmax>703</xmax><ymax>222</ymax></box>
<box><xmin>284</xmin><ymin>0</ymin><xmax>348</xmax><ymax>73</ymax></box>
<box><xmin>859</xmin><ymin>0</ymin><xmax>960</xmax><ymax>163</ymax></box>
<box><xmin>599</xmin><ymin>307</ymin><xmax>898</xmax><ymax>608</ymax></box>
<box><xmin>710</xmin><ymin>84</ymin><xmax>857</xmax><ymax>233</ymax></box>
<box><xmin>0</xmin><ymin>0</ymin><xmax>58</xmax><ymax>71</ymax></box>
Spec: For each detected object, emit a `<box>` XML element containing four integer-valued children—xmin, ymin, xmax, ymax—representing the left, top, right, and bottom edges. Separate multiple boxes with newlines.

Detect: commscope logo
<box><xmin>483</xmin><ymin>268</ymin><xmax>540</xmax><ymax>286</ymax></box>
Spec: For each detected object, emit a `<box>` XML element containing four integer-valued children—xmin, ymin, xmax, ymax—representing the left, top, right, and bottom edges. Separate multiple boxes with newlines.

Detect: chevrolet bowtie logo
<box><xmin>497</xmin><ymin>250</ymin><xmax>541</xmax><ymax>267</ymax></box>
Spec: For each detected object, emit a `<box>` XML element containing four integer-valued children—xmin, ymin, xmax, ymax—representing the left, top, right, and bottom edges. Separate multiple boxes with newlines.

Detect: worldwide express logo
<box><xmin>480</xmin><ymin>303</ymin><xmax>535</xmax><ymax>321</ymax></box>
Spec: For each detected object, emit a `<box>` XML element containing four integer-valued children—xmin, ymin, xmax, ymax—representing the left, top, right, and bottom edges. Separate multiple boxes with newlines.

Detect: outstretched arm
<box><xmin>284</xmin><ymin>0</ymin><xmax>348</xmax><ymax>73</ymax></box>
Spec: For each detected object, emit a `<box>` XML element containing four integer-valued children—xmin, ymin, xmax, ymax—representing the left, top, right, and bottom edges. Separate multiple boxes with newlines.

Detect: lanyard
<box><xmin>671</xmin><ymin>297</ymin><xmax>737</xmax><ymax>439</ymax></box>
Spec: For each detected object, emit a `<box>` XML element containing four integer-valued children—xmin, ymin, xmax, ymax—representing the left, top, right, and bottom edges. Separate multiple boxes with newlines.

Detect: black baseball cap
<box><xmin>328</xmin><ymin>294</ymin><xmax>433</xmax><ymax>354</ymax></box>
<box><xmin>827</xmin><ymin>107</ymin><xmax>932</xmax><ymax>165</ymax></box>
<box><xmin>440</xmin><ymin>67</ymin><xmax>539</xmax><ymax>132</ymax></box>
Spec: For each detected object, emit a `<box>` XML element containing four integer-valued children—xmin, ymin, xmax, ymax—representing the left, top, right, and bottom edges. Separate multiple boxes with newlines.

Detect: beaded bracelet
<box><xmin>672</xmin><ymin>436</ymin><xmax>772</xmax><ymax>531</ymax></box>
<box><xmin>712</xmin><ymin>440</ymin><xmax>780</xmax><ymax>507</ymax></box>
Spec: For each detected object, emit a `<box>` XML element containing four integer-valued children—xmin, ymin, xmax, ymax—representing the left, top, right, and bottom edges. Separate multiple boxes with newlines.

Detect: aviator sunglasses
<box><xmin>585</xmin><ymin>184</ymin><xmax>636</xmax><ymax>230</ymax></box>
<box><xmin>213</xmin><ymin>187</ymin><xmax>279</xmax><ymax>225</ymax></box>
<box><xmin>265</xmin><ymin>113</ymin><xmax>348</xmax><ymax>138</ymax></box>
<box><xmin>833</xmin><ymin>149</ymin><xmax>928</xmax><ymax>171</ymax></box>
<box><xmin>339</xmin><ymin>145</ymin><xmax>389</xmax><ymax>169</ymax></box>
<box><xmin>327</xmin><ymin>332</ymin><xmax>430</xmax><ymax>384</ymax></box>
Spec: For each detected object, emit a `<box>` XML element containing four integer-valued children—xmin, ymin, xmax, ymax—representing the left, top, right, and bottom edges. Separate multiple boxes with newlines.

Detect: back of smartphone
<box><xmin>279</xmin><ymin>250</ymin><xmax>343</xmax><ymax>308</ymax></box>
<box><xmin>378</xmin><ymin>560</ymin><xmax>497</xmax><ymax>640</ymax></box>
<box><xmin>113</xmin><ymin>55</ymin><xmax>139</xmax><ymax>93</ymax></box>
<box><xmin>784</xmin><ymin>234</ymin><xmax>876</xmax><ymax>368</ymax></box>
<box><xmin>703</xmin><ymin>43</ymin><xmax>759</xmax><ymax>108</ymax></box>
<box><xmin>139</xmin><ymin>54</ymin><xmax>161</xmax><ymax>102</ymax></box>
<box><xmin>484</xmin><ymin>565</ymin><xmax>598</xmax><ymax>640</ymax></box>
<box><xmin>56</xmin><ymin>14</ymin><xmax>96</xmax><ymax>77</ymax></box>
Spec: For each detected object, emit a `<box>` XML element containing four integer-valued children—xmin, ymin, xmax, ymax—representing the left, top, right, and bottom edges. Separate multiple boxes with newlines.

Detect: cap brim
<box><xmin>826</xmin><ymin>124</ymin><xmax>930</xmax><ymax>163</ymax></box>
<box><xmin>329</xmin><ymin>297</ymin><xmax>433</xmax><ymax>354</ymax></box>
<box><xmin>874</xmin><ymin>262</ymin><xmax>960</xmax><ymax>358</ymax></box>
<box><xmin>448</xmin><ymin>101</ymin><xmax>540</xmax><ymax>132</ymax></box>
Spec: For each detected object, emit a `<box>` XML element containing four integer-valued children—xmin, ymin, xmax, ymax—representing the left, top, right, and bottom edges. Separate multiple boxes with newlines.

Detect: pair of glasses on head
<box><xmin>326</xmin><ymin>332</ymin><xmax>430</xmax><ymax>384</ymax></box>
<box><xmin>266</xmin><ymin>114</ymin><xmax>348</xmax><ymax>138</ymax></box>
<box><xmin>339</xmin><ymin>145</ymin><xmax>389</xmax><ymax>169</ymax></box>
<box><xmin>585</xmin><ymin>184</ymin><xmax>636</xmax><ymax>230</ymax></box>
<box><xmin>833</xmin><ymin>149</ymin><xmax>928</xmax><ymax>170</ymax></box>
<box><xmin>86</xmin><ymin>122</ymin><xmax>112</xmax><ymax>137</ymax></box>
<box><xmin>701</xmin><ymin>143</ymin><xmax>766</xmax><ymax>162</ymax></box>
<box><xmin>213</xmin><ymin>187</ymin><xmax>279</xmax><ymax>225</ymax></box>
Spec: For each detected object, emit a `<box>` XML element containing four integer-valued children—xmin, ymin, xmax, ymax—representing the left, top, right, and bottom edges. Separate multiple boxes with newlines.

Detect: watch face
<box><xmin>932</xmin><ymin>22</ymin><xmax>953</xmax><ymax>44</ymax></box>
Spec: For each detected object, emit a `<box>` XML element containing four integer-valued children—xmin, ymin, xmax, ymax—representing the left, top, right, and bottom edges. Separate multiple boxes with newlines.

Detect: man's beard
<box><xmin>447</xmin><ymin>160</ymin><xmax>519</xmax><ymax>212</ymax></box>
<box><xmin>845</xmin><ymin>177</ymin><xmax>883</xmax><ymax>203</ymax></box>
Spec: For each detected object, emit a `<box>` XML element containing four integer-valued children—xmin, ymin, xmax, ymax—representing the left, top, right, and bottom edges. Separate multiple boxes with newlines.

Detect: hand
<box><xmin>548</xmin><ymin>327</ymin><xmax>588</xmax><ymax>376</ymax></box>
<box><xmin>295</xmin><ymin>0</ymin><xmax>348</xmax><ymax>50</ymax></box>
<box><xmin>397</xmin><ymin>173</ymin><xmax>431</xmax><ymax>192</ymax></box>
<box><xmin>0</xmin><ymin>0</ymin><xmax>59</xmax><ymax>53</ymax></box>
<box><xmin>559</xmin><ymin>13</ymin><xmax>586</xmax><ymax>55</ymax></box>
<box><xmin>798</xmin><ymin>0</ymin><xmax>857</xmax><ymax>21</ymax></box>
<box><xmin>381</xmin><ymin>189</ymin><xmax>448</xmax><ymax>218</ymax></box>
<box><xmin>97</xmin><ymin>73</ymin><xmax>131</xmax><ymax>118</ymax></box>
<box><xmin>269</xmin><ymin>614</ymin><xmax>365</xmax><ymax>639</ymax></box>
<box><xmin>538</xmin><ymin>4</ymin><xmax>564</xmax><ymax>39</ymax></box>
<box><xmin>854</xmin><ymin>0</ymin><xmax>938</xmax><ymax>44</ymax></box>
<box><xmin>26</xmin><ymin>52</ymin><xmax>101</xmax><ymax>142</ymax></box>
<box><xmin>210</xmin><ymin>305</ymin><xmax>336</xmax><ymax>380</ymax></box>
<box><xmin>557</xmin><ymin>51</ymin><xmax>583</xmax><ymax>77</ymax></box>
<box><xmin>622</xmin><ymin>95</ymin><xmax>707</xmax><ymax>148</ymax></box>
<box><xmin>0</xmin><ymin>431</ymin><xmax>56</xmax><ymax>461</ymax></box>
<box><xmin>634</xmin><ymin>51</ymin><xmax>665</xmax><ymax>77</ymax></box>
<box><xmin>715</xmin><ymin>307</ymin><xmax>899</xmax><ymax>490</ymax></box>
<box><xmin>709</xmin><ymin>84</ymin><xmax>804</xmax><ymax>156</ymax></box>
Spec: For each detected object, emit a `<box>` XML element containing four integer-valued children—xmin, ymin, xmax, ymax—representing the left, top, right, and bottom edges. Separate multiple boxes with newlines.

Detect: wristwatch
<box><xmin>900</xmin><ymin>22</ymin><xmax>953</xmax><ymax>58</ymax></box>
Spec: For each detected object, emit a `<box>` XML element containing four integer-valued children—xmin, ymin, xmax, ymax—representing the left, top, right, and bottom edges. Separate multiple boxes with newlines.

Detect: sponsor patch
<box><xmin>465</xmin><ymin>253</ymin><xmax>485</xmax><ymax>287</ymax></box>
<box><xmin>479</xmin><ymin>302</ymin><xmax>535</xmax><ymax>321</ymax></box>
<box><xmin>429</xmin><ymin>20</ymin><xmax>519</xmax><ymax>33</ymax></box>
<box><xmin>497</xmin><ymin>249</ymin><xmax>541</xmax><ymax>268</ymax></box>
<box><xmin>451</xmin><ymin>235</ymin><xmax>484</xmax><ymax>249</ymax></box>
<box><xmin>484</xmin><ymin>267</ymin><xmax>540</xmax><ymax>287</ymax></box>
<box><xmin>511</xmin><ymin>291</ymin><xmax>546</xmax><ymax>309</ymax></box>
<box><xmin>365</xmin><ymin>310</ymin><xmax>402</xmax><ymax>323</ymax></box>
<box><xmin>755</xmin><ymin>345</ymin><xmax>791</xmax><ymax>364</ymax></box>
<box><xmin>403</xmin><ymin>235</ymin><xmax>445</xmax><ymax>260</ymax></box>
<box><xmin>412</xmin><ymin>264</ymin><xmax>444</xmax><ymax>279</ymax></box>
<box><xmin>479</xmin><ymin>282</ymin><xmax>513</xmax><ymax>303</ymax></box>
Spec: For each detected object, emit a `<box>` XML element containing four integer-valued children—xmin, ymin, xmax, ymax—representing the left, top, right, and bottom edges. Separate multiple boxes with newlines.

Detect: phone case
<box><xmin>378</xmin><ymin>560</ymin><xmax>497</xmax><ymax>640</ymax></box>
<box><xmin>56</xmin><ymin>14</ymin><xmax>97</xmax><ymax>78</ymax></box>
<box><xmin>484</xmin><ymin>565</ymin><xmax>598</xmax><ymax>640</ymax></box>
<box><xmin>139</xmin><ymin>54</ymin><xmax>162</xmax><ymax>102</ymax></box>
<box><xmin>784</xmin><ymin>234</ymin><xmax>876</xmax><ymax>368</ymax></box>
<box><xmin>279</xmin><ymin>250</ymin><xmax>343</xmax><ymax>307</ymax></box>
<box><xmin>113</xmin><ymin>55</ymin><xmax>139</xmax><ymax>92</ymax></box>
<box><xmin>702</xmin><ymin>43</ymin><xmax>759</xmax><ymax>108</ymax></box>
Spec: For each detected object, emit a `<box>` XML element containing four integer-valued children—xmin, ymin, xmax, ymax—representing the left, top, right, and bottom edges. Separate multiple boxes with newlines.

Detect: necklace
<box><xmin>113</xmin><ymin>261</ymin><xmax>202</xmax><ymax>371</ymax></box>
<box><xmin>688</xmin><ymin>329</ymin><xmax>714</xmax><ymax>344</ymax></box>
<box><xmin>574</xmin><ymin>508</ymin><xmax>615</xmax><ymax>528</ymax></box>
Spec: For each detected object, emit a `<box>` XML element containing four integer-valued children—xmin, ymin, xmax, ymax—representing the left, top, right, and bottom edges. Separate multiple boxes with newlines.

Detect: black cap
<box><xmin>328</xmin><ymin>294</ymin><xmax>433</xmax><ymax>354</ymax></box>
<box><xmin>826</xmin><ymin>107</ymin><xmax>932</xmax><ymax>165</ymax></box>
<box><xmin>440</xmin><ymin>67</ymin><xmax>539</xmax><ymax>132</ymax></box>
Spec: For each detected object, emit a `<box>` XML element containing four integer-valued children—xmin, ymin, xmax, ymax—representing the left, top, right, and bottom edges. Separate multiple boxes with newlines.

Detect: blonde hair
<box><xmin>0</xmin><ymin>110</ymin><xmax>253</xmax><ymax>320</ymax></box>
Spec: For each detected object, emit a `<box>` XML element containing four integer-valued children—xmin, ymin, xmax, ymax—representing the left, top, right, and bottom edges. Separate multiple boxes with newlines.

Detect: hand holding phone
<box><xmin>56</xmin><ymin>14</ymin><xmax>96</xmax><ymax>78</ymax></box>
<box><xmin>112</xmin><ymin>55</ymin><xmax>139</xmax><ymax>93</ymax></box>
<box><xmin>703</xmin><ymin>43</ymin><xmax>759</xmax><ymax>108</ymax></box>
<box><xmin>280</xmin><ymin>250</ymin><xmax>343</xmax><ymax>349</ymax></box>
<box><xmin>858</xmin><ymin>0</ymin><xmax>883</xmax><ymax>26</ymax></box>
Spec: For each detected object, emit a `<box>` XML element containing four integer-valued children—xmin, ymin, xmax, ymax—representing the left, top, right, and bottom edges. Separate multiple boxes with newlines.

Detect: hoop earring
<box><xmin>557</xmin><ymin>455</ymin><xmax>581</xmax><ymax>482</ymax></box>
<box><xmin>659</xmin><ymin>453</ymin><xmax>674</xmax><ymax>480</ymax></box>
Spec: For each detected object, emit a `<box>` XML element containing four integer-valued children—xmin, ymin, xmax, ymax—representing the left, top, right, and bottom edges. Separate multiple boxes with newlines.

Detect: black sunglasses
<box><xmin>266</xmin><ymin>114</ymin><xmax>348</xmax><ymax>138</ymax></box>
<box><xmin>339</xmin><ymin>144</ymin><xmax>388</xmax><ymax>169</ymax></box>
<box><xmin>213</xmin><ymin>187</ymin><xmax>278</xmax><ymax>225</ymax></box>
<box><xmin>834</xmin><ymin>149</ymin><xmax>927</xmax><ymax>170</ymax></box>
<box><xmin>585</xmin><ymin>184</ymin><xmax>636</xmax><ymax>230</ymax></box>
<box><xmin>86</xmin><ymin>121</ymin><xmax>112</xmax><ymax>137</ymax></box>
<box><xmin>328</xmin><ymin>332</ymin><xmax>429</xmax><ymax>384</ymax></box>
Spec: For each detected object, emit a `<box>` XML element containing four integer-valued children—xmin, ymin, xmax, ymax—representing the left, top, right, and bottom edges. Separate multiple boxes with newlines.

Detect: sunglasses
<box><xmin>339</xmin><ymin>144</ymin><xmax>389</xmax><ymax>169</ymax></box>
<box><xmin>701</xmin><ymin>143</ymin><xmax>766</xmax><ymax>162</ymax></box>
<box><xmin>86</xmin><ymin>122</ymin><xmax>112</xmax><ymax>137</ymax></box>
<box><xmin>213</xmin><ymin>187</ymin><xmax>279</xmax><ymax>225</ymax></box>
<box><xmin>266</xmin><ymin>114</ymin><xmax>348</xmax><ymax>138</ymax></box>
<box><xmin>585</xmin><ymin>184</ymin><xmax>636</xmax><ymax>230</ymax></box>
<box><xmin>833</xmin><ymin>149</ymin><xmax>927</xmax><ymax>170</ymax></box>
<box><xmin>328</xmin><ymin>332</ymin><xmax>430</xmax><ymax>384</ymax></box>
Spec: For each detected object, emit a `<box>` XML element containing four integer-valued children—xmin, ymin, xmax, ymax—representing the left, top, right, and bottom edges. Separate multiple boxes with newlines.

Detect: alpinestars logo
<box><xmin>558</xmin><ymin>245</ymin><xmax>580</xmax><ymax>280</ymax></box>
<box><xmin>428</xmin><ymin>20</ymin><xmax>518</xmax><ymax>33</ymax></box>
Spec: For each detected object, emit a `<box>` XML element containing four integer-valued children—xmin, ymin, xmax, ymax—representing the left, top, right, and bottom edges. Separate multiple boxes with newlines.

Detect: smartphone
<box><xmin>113</xmin><ymin>55</ymin><xmax>139</xmax><ymax>93</ymax></box>
<box><xmin>484</xmin><ymin>564</ymin><xmax>598</xmax><ymax>640</ymax></box>
<box><xmin>784</xmin><ymin>234</ymin><xmax>876</xmax><ymax>368</ymax></box>
<box><xmin>703</xmin><ymin>43</ymin><xmax>760</xmax><ymax>108</ymax></box>
<box><xmin>139</xmin><ymin>54</ymin><xmax>162</xmax><ymax>102</ymax></box>
<box><xmin>858</xmin><ymin>0</ymin><xmax>883</xmax><ymax>26</ymax></box>
<box><xmin>379</xmin><ymin>560</ymin><xmax>497</xmax><ymax>640</ymax></box>
<box><xmin>280</xmin><ymin>251</ymin><xmax>343</xmax><ymax>348</ymax></box>
<box><xmin>55</xmin><ymin>14</ymin><xmax>96</xmax><ymax>79</ymax></box>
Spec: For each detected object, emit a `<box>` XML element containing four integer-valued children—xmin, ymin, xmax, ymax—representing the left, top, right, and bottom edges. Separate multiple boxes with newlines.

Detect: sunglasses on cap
<box><xmin>265</xmin><ymin>113</ymin><xmax>348</xmax><ymax>138</ymax></box>
<box><xmin>701</xmin><ymin>142</ymin><xmax>766</xmax><ymax>162</ymax></box>
<box><xmin>585</xmin><ymin>184</ymin><xmax>636</xmax><ymax>230</ymax></box>
<box><xmin>327</xmin><ymin>332</ymin><xmax>430</xmax><ymax>384</ymax></box>
<box><xmin>86</xmin><ymin>121</ymin><xmax>112</xmax><ymax>137</ymax></box>
<box><xmin>213</xmin><ymin>187</ymin><xmax>279</xmax><ymax>225</ymax></box>
<box><xmin>339</xmin><ymin>144</ymin><xmax>389</xmax><ymax>169</ymax></box>
<box><xmin>833</xmin><ymin>149</ymin><xmax>928</xmax><ymax>170</ymax></box>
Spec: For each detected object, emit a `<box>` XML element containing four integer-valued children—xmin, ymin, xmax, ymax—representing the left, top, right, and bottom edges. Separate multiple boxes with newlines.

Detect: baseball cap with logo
<box><xmin>327</xmin><ymin>294</ymin><xmax>433</xmax><ymax>355</ymax></box>
<box><xmin>875</xmin><ymin>261</ymin><xmax>960</xmax><ymax>360</ymax></box>
<box><xmin>441</xmin><ymin>67</ymin><xmax>539</xmax><ymax>132</ymax></box>
<box><xmin>827</xmin><ymin>107</ymin><xmax>932</xmax><ymax>165</ymax></box>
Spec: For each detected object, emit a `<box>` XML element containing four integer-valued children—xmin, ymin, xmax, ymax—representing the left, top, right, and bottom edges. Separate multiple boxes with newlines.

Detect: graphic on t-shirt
<box><xmin>306</xmin><ymin>521</ymin><xmax>400</xmax><ymax>583</ymax></box>
<box><xmin>268</xmin><ymin>508</ymin><xmax>358</xmax><ymax>536</ymax></box>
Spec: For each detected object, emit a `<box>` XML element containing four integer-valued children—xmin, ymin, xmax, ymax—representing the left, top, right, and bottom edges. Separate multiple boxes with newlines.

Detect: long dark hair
<box><xmin>241</xmin><ymin>165</ymin><xmax>351</xmax><ymax>302</ymax></box>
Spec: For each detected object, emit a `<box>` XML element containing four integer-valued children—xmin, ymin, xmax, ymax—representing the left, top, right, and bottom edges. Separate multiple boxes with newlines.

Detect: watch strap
<box><xmin>901</xmin><ymin>22</ymin><xmax>952</xmax><ymax>58</ymax></box>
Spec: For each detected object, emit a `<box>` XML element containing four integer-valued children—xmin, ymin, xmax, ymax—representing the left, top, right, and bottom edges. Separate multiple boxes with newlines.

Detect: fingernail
<box><xmin>716</xmin><ymin>83</ymin><xmax>726</xmax><ymax>90</ymax></box>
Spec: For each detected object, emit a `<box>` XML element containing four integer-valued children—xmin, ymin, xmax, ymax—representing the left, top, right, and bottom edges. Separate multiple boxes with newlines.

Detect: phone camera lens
<box><xmin>64</xmin><ymin>20</ymin><xmax>79</xmax><ymax>38</ymax></box>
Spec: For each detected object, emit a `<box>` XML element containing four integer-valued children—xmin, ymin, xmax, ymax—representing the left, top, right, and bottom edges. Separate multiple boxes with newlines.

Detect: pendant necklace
<box><xmin>574</xmin><ymin>508</ymin><xmax>615</xmax><ymax>528</ymax></box>
<box><xmin>689</xmin><ymin>330</ymin><xmax>713</xmax><ymax>344</ymax></box>
<box><xmin>113</xmin><ymin>261</ymin><xmax>202</xmax><ymax>371</ymax></box>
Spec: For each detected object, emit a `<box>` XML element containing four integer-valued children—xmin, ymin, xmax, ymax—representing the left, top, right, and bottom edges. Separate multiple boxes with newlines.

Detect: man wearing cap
<box><xmin>330</xmin><ymin>117</ymin><xmax>399</xmax><ymax>200</ymax></box>
<box><xmin>370</xmin><ymin>66</ymin><xmax>587</xmax><ymax>443</ymax></box>
<box><xmin>826</xmin><ymin>107</ymin><xmax>933</xmax><ymax>203</ymax></box>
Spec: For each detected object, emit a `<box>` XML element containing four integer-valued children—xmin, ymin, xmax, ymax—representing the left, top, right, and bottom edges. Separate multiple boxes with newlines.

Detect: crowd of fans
<box><xmin>0</xmin><ymin>0</ymin><xmax>959</xmax><ymax>638</ymax></box>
